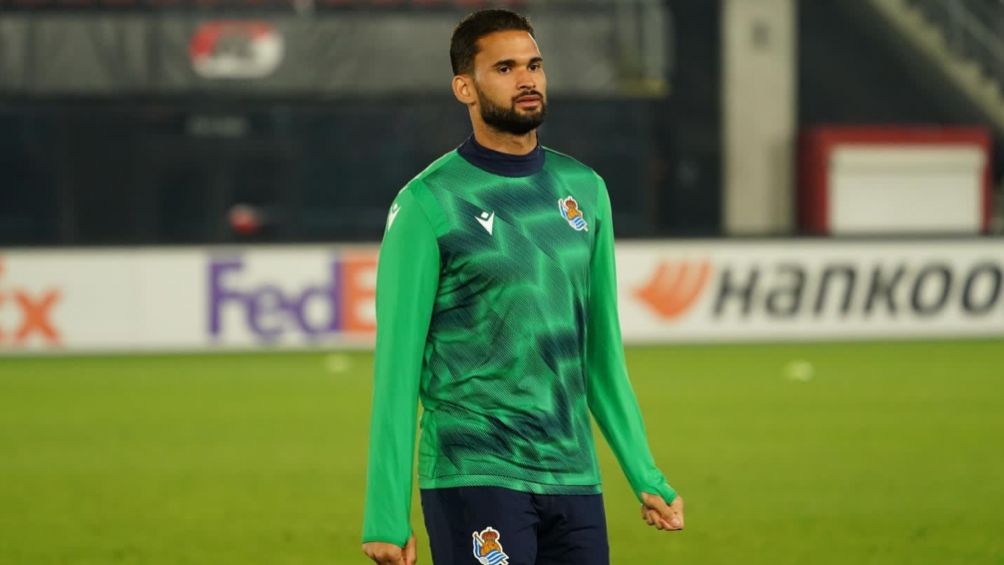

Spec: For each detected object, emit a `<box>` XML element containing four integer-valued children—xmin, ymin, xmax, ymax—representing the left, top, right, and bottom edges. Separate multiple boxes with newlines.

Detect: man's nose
<box><xmin>515</xmin><ymin>68</ymin><xmax>536</xmax><ymax>90</ymax></box>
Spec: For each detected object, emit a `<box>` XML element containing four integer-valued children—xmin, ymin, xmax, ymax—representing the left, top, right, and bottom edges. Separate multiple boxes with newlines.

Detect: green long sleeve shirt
<box><xmin>362</xmin><ymin>143</ymin><xmax>675</xmax><ymax>546</ymax></box>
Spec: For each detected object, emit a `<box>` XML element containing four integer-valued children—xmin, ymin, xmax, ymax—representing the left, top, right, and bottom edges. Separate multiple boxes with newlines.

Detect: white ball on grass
<box><xmin>325</xmin><ymin>353</ymin><xmax>352</xmax><ymax>374</ymax></box>
<box><xmin>784</xmin><ymin>360</ymin><xmax>815</xmax><ymax>382</ymax></box>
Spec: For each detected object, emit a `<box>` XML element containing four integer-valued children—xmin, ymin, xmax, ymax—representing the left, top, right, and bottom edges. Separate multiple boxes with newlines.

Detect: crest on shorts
<box><xmin>472</xmin><ymin>526</ymin><xmax>509</xmax><ymax>565</ymax></box>
<box><xmin>558</xmin><ymin>196</ymin><xmax>588</xmax><ymax>231</ymax></box>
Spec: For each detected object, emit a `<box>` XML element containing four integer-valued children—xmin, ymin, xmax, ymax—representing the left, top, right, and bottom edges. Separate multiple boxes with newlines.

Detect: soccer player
<box><xmin>362</xmin><ymin>9</ymin><xmax>683</xmax><ymax>565</ymax></box>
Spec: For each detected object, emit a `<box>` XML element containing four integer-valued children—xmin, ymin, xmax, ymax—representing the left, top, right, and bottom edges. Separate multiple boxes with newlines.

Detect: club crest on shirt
<box><xmin>558</xmin><ymin>196</ymin><xmax>588</xmax><ymax>231</ymax></box>
<box><xmin>472</xmin><ymin>527</ymin><xmax>509</xmax><ymax>565</ymax></box>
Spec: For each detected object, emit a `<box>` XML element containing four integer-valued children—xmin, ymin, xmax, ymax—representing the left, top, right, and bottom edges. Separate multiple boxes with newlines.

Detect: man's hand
<box><xmin>640</xmin><ymin>492</ymin><xmax>684</xmax><ymax>532</ymax></box>
<box><xmin>362</xmin><ymin>533</ymin><xmax>417</xmax><ymax>565</ymax></box>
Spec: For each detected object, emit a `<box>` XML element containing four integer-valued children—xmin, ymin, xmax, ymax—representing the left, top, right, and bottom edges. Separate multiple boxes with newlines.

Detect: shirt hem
<box><xmin>419</xmin><ymin>474</ymin><xmax>602</xmax><ymax>495</ymax></box>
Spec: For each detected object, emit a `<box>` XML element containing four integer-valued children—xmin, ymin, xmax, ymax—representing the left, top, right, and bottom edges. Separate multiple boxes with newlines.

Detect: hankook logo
<box><xmin>635</xmin><ymin>260</ymin><xmax>712</xmax><ymax>321</ymax></box>
<box><xmin>635</xmin><ymin>258</ymin><xmax>1004</xmax><ymax>322</ymax></box>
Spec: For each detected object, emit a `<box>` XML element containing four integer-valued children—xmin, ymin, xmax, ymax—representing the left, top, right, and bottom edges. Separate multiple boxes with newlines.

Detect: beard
<box><xmin>476</xmin><ymin>85</ymin><xmax>547</xmax><ymax>135</ymax></box>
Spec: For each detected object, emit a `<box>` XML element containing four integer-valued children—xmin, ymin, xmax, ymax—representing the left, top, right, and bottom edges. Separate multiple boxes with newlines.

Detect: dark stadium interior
<box><xmin>0</xmin><ymin>0</ymin><xmax>1000</xmax><ymax>246</ymax></box>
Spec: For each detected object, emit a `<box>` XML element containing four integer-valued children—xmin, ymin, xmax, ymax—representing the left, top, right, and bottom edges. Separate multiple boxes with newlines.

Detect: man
<box><xmin>362</xmin><ymin>9</ymin><xmax>683</xmax><ymax>565</ymax></box>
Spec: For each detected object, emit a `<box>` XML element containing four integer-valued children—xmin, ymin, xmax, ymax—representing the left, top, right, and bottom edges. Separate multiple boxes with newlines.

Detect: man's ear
<box><xmin>452</xmin><ymin>74</ymin><xmax>477</xmax><ymax>106</ymax></box>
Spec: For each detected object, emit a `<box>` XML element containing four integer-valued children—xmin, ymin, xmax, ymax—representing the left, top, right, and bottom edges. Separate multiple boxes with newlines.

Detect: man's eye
<box><xmin>529</xmin><ymin>63</ymin><xmax>541</xmax><ymax>71</ymax></box>
<box><xmin>498</xmin><ymin>66</ymin><xmax>510</xmax><ymax>74</ymax></box>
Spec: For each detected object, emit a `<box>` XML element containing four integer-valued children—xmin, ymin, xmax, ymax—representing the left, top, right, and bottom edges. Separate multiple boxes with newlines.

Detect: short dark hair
<box><xmin>450</xmin><ymin>9</ymin><xmax>535</xmax><ymax>76</ymax></box>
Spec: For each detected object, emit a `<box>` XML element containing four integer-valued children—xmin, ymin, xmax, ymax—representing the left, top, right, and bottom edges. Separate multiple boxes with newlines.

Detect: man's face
<box><xmin>470</xmin><ymin>30</ymin><xmax>547</xmax><ymax>135</ymax></box>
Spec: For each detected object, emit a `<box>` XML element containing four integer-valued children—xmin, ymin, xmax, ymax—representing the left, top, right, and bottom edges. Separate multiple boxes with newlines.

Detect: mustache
<box><xmin>513</xmin><ymin>90</ymin><xmax>544</xmax><ymax>102</ymax></box>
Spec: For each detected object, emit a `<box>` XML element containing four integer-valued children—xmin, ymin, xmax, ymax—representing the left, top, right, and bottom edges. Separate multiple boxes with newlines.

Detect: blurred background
<box><xmin>1</xmin><ymin>0</ymin><xmax>1000</xmax><ymax>243</ymax></box>
<box><xmin>1</xmin><ymin>0</ymin><xmax>1003</xmax><ymax>564</ymax></box>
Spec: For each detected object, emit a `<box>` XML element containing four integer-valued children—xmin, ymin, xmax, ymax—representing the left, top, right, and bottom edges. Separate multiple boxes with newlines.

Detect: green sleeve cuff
<box><xmin>645</xmin><ymin>481</ymin><xmax>677</xmax><ymax>505</ymax></box>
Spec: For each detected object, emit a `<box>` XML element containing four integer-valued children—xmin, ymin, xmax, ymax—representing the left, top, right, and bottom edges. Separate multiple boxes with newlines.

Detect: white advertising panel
<box><xmin>0</xmin><ymin>246</ymin><xmax>379</xmax><ymax>354</ymax></box>
<box><xmin>618</xmin><ymin>240</ymin><xmax>1004</xmax><ymax>342</ymax></box>
<box><xmin>0</xmin><ymin>249</ymin><xmax>203</xmax><ymax>351</ymax></box>
<box><xmin>1</xmin><ymin>239</ymin><xmax>1002</xmax><ymax>354</ymax></box>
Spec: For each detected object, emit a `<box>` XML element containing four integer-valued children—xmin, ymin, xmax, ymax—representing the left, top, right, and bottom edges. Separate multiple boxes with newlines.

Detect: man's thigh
<box><xmin>534</xmin><ymin>494</ymin><xmax>609</xmax><ymax>565</ymax></box>
<box><xmin>421</xmin><ymin>487</ymin><xmax>540</xmax><ymax>565</ymax></box>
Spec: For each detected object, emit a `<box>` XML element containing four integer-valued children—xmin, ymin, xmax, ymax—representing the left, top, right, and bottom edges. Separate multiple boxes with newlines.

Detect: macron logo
<box><xmin>386</xmin><ymin>203</ymin><xmax>401</xmax><ymax>230</ymax></box>
<box><xmin>477</xmin><ymin>211</ymin><xmax>495</xmax><ymax>235</ymax></box>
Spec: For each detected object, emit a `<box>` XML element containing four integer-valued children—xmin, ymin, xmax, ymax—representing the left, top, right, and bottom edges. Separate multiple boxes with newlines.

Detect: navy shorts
<box><xmin>420</xmin><ymin>487</ymin><xmax>609</xmax><ymax>565</ymax></box>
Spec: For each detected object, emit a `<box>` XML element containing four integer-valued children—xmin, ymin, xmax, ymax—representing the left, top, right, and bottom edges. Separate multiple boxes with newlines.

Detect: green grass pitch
<box><xmin>1</xmin><ymin>340</ymin><xmax>1003</xmax><ymax>564</ymax></box>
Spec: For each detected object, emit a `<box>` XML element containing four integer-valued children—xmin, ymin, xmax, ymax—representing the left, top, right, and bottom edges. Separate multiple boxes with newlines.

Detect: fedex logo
<box><xmin>208</xmin><ymin>254</ymin><xmax>376</xmax><ymax>342</ymax></box>
<box><xmin>0</xmin><ymin>259</ymin><xmax>62</xmax><ymax>346</ymax></box>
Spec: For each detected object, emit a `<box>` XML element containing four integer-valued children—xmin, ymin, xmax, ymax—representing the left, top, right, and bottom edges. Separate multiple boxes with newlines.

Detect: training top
<box><xmin>362</xmin><ymin>136</ymin><xmax>676</xmax><ymax>546</ymax></box>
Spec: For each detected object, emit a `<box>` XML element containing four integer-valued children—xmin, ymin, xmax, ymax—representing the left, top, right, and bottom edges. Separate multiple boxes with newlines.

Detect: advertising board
<box><xmin>2</xmin><ymin>239</ymin><xmax>1002</xmax><ymax>354</ymax></box>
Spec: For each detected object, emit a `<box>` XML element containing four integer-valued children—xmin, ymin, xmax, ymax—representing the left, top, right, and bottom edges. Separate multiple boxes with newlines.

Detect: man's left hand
<box><xmin>640</xmin><ymin>492</ymin><xmax>684</xmax><ymax>531</ymax></box>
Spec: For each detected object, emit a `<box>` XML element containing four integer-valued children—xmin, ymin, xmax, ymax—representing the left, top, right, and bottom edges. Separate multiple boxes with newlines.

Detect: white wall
<box><xmin>722</xmin><ymin>0</ymin><xmax>797</xmax><ymax>234</ymax></box>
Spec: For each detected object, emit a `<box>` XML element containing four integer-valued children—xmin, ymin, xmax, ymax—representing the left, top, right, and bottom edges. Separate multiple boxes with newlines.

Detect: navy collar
<box><xmin>457</xmin><ymin>135</ymin><xmax>545</xmax><ymax>177</ymax></box>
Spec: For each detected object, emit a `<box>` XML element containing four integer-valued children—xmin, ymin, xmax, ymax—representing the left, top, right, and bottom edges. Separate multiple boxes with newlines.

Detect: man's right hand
<box><xmin>362</xmin><ymin>533</ymin><xmax>417</xmax><ymax>565</ymax></box>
